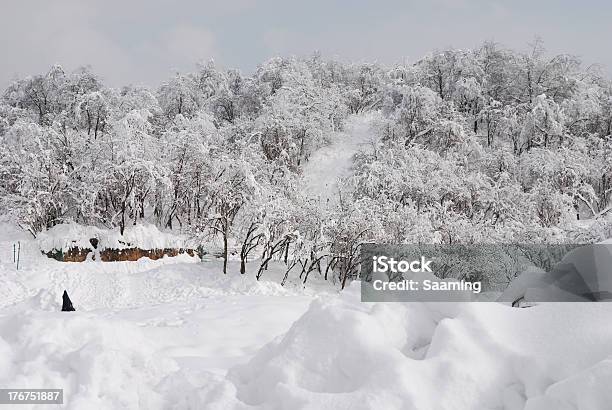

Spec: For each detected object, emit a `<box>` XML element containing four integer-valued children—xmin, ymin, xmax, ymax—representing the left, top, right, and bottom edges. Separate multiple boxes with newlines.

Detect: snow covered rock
<box><xmin>500</xmin><ymin>243</ymin><xmax>612</xmax><ymax>304</ymax></box>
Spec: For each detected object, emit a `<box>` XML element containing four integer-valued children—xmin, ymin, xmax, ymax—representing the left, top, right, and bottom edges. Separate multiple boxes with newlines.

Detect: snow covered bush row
<box><xmin>36</xmin><ymin>222</ymin><xmax>193</xmax><ymax>253</ymax></box>
<box><xmin>1</xmin><ymin>41</ymin><xmax>611</xmax><ymax>285</ymax></box>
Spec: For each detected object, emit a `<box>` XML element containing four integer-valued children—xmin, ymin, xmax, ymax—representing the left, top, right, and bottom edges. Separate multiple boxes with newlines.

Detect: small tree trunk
<box><xmin>341</xmin><ymin>268</ymin><xmax>349</xmax><ymax>289</ymax></box>
<box><xmin>120</xmin><ymin>202</ymin><xmax>126</xmax><ymax>235</ymax></box>
<box><xmin>223</xmin><ymin>230</ymin><xmax>228</xmax><ymax>274</ymax></box>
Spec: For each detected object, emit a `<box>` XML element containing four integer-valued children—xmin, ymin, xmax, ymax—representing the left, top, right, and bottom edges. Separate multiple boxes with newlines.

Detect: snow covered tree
<box><xmin>1</xmin><ymin>41</ymin><xmax>611</xmax><ymax>288</ymax></box>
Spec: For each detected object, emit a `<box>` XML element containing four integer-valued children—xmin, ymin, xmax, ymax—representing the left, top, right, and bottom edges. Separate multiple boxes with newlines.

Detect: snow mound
<box><xmin>222</xmin><ymin>286</ymin><xmax>612</xmax><ymax>410</ymax></box>
<box><xmin>37</xmin><ymin>222</ymin><xmax>192</xmax><ymax>252</ymax></box>
<box><xmin>0</xmin><ymin>311</ymin><xmax>176</xmax><ymax>410</ymax></box>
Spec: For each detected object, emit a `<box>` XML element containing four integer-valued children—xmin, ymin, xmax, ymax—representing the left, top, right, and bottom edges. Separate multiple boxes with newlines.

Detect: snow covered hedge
<box><xmin>36</xmin><ymin>223</ymin><xmax>196</xmax><ymax>263</ymax></box>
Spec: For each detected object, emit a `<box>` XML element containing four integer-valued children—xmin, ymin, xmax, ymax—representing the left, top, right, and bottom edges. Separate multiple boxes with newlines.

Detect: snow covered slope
<box><xmin>0</xmin><ymin>222</ymin><xmax>318</xmax><ymax>408</ymax></box>
<box><xmin>302</xmin><ymin>112</ymin><xmax>379</xmax><ymax>205</ymax></box>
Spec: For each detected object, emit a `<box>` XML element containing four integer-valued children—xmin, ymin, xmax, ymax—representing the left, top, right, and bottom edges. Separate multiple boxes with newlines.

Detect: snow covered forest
<box><xmin>1</xmin><ymin>40</ymin><xmax>612</xmax><ymax>286</ymax></box>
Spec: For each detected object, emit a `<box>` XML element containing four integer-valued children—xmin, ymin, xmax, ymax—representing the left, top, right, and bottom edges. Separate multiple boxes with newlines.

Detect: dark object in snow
<box><xmin>62</xmin><ymin>290</ymin><xmax>75</xmax><ymax>311</ymax></box>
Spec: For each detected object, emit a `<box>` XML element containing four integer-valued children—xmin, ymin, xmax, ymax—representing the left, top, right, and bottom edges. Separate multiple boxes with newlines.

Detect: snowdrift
<box><xmin>0</xmin><ymin>311</ymin><xmax>176</xmax><ymax>410</ymax></box>
<box><xmin>3</xmin><ymin>219</ymin><xmax>612</xmax><ymax>409</ymax></box>
<box><xmin>5</xmin><ymin>286</ymin><xmax>612</xmax><ymax>409</ymax></box>
<box><xmin>223</xmin><ymin>284</ymin><xmax>612</xmax><ymax>410</ymax></box>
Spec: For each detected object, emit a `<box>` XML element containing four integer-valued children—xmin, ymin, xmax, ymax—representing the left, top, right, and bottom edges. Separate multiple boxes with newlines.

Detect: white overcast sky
<box><xmin>1</xmin><ymin>0</ymin><xmax>610</xmax><ymax>89</ymax></box>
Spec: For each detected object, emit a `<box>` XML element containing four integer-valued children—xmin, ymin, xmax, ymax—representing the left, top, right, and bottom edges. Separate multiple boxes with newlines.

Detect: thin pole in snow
<box><xmin>16</xmin><ymin>241</ymin><xmax>21</xmax><ymax>270</ymax></box>
<box><xmin>13</xmin><ymin>243</ymin><xmax>16</xmax><ymax>263</ymax></box>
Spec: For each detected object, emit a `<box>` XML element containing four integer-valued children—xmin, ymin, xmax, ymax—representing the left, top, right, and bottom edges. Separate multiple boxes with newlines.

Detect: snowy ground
<box><xmin>0</xmin><ymin>222</ymin><xmax>320</xmax><ymax>409</ymax></box>
<box><xmin>3</xmin><ymin>219</ymin><xmax>612</xmax><ymax>410</ymax></box>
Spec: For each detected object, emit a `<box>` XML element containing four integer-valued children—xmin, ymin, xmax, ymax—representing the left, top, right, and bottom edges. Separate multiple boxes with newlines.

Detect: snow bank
<box><xmin>0</xmin><ymin>311</ymin><xmax>176</xmax><ymax>410</ymax></box>
<box><xmin>6</xmin><ymin>219</ymin><xmax>612</xmax><ymax>409</ymax></box>
<box><xmin>3</xmin><ymin>258</ymin><xmax>612</xmax><ymax>409</ymax></box>
<box><xmin>221</xmin><ymin>284</ymin><xmax>612</xmax><ymax>410</ymax></box>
